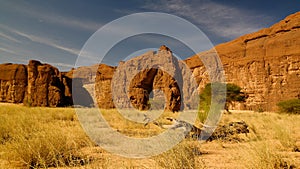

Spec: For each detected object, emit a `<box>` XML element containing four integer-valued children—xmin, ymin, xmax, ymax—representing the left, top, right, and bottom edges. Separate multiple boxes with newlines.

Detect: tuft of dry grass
<box><xmin>0</xmin><ymin>104</ymin><xmax>94</xmax><ymax>168</ymax></box>
<box><xmin>241</xmin><ymin>141</ymin><xmax>296</xmax><ymax>169</ymax></box>
<box><xmin>152</xmin><ymin>141</ymin><xmax>205</xmax><ymax>169</ymax></box>
<box><xmin>230</xmin><ymin>111</ymin><xmax>298</xmax><ymax>168</ymax></box>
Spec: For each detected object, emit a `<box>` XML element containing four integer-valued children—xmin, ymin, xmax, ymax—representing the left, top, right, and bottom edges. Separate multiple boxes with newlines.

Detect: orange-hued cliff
<box><xmin>185</xmin><ymin>11</ymin><xmax>300</xmax><ymax>111</ymax></box>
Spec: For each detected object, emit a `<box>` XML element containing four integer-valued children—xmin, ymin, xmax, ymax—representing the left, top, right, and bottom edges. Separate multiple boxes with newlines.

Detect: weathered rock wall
<box><xmin>26</xmin><ymin>60</ymin><xmax>66</xmax><ymax>107</ymax></box>
<box><xmin>95</xmin><ymin>64</ymin><xmax>116</xmax><ymax>108</ymax></box>
<box><xmin>0</xmin><ymin>63</ymin><xmax>27</xmax><ymax>103</ymax></box>
<box><xmin>185</xmin><ymin>12</ymin><xmax>300</xmax><ymax>111</ymax></box>
<box><xmin>0</xmin><ymin>60</ymin><xmax>72</xmax><ymax>107</ymax></box>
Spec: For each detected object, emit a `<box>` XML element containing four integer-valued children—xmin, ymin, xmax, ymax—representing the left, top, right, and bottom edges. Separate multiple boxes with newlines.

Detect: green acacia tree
<box><xmin>224</xmin><ymin>83</ymin><xmax>248</xmax><ymax>111</ymax></box>
<box><xmin>198</xmin><ymin>83</ymin><xmax>247</xmax><ymax>121</ymax></box>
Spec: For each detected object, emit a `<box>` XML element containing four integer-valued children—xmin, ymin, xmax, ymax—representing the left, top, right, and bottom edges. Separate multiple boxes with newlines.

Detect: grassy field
<box><xmin>0</xmin><ymin>103</ymin><xmax>299</xmax><ymax>169</ymax></box>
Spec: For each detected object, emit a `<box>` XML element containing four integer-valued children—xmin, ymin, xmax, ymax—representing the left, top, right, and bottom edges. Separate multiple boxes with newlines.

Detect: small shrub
<box><xmin>0</xmin><ymin>117</ymin><xmax>11</xmax><ymax>144</ymax></box>
<box><xmin>277</xmin><ymin>99</ymin><xmax>300</xmax><ymax>114</ymax></box>
<box><xmin>272</xmin><ymin>122</ymin><xmax>296</xmax><ymax>150</ymax></box>
<box><xmin>243</xmin><ymin>142</ymin><xmax>296</xmax><ymax>169</ymax></box>
<box><xmin>153</xmin><ymin>142</ymin><xmax>202</xmax><ymax>169</ymax></box>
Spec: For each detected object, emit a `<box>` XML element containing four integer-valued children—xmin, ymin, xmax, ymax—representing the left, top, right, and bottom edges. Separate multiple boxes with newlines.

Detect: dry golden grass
<box><xmin>0</xmin><ymin>104</ymin><xmax>299</xmax><ymax>168</ymax></box>
<box><xmin>0</xmin><ymin>104</ymin><xmax>93</xmax><ymax>168</ymax></box>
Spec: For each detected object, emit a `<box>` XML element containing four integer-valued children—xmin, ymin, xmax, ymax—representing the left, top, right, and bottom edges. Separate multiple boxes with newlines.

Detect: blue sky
<box><xmin>0</xmin><ymin>0</ymin><xmax>299</xmax><ymax>71</ymax></box>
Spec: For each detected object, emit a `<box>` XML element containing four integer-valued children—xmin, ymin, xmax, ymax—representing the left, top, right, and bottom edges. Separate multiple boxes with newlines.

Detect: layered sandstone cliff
<box><xmin>185</xmin><ymin>12</ymin><xmax>300</xmax><ymax>111</ymax></box>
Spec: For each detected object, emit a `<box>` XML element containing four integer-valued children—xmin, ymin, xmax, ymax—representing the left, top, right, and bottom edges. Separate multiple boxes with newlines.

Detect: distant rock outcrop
<box><xmin>63</xmin><ymin>64</ymin><xmax>99</xmax><ymax>107</ymax></box>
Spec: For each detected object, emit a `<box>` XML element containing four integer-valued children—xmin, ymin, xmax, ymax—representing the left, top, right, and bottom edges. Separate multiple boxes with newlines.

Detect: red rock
<box><xmin>185</xmin><ymin>11</ymin><xmax>300</xmax><ymax>111</ymax></box>
<box><xmin>95</xmin><ymin>64</ymin><xmax>116</xmax><ymax>108</ymax></box>
<box><xmin>27</xmin><ymin>60</ymin><xmax>64</xmax><ymax>107</ymax></box>
<box><xmin>0</xmin><ymin>63</ymin><xmax>27</xmax><ymax>103</ymax></box>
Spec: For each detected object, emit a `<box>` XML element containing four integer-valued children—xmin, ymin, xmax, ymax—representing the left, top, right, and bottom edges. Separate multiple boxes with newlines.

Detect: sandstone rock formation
<box><xmin>111</xmin><ymin>49</ymin><xmax>182</xmax><ymax>111</ymax></box>
<box><xmin>110</xmin><ymin>46</ymin><xmax>198</xmax><ymax>112</ymax></box>
<box><xmin>61</xmin><ymin>74</ymin><xmax>73</xmax><ymax>106</ymax></box>
<box><xmin>63</xmin><ymin>64</ymin><xmax>98</xmax><ymax>84</ymax></box>
<box><xmin>185</xmin><ymin>11</ymin><xmax>300</xmax><ymax>111</ymax></box>
<box><xmin>27</xmin><ymin>60</ymin><xmax>66</xmax><ymax>107</ymax></box>
<box><xmin>0</xmin><ymin>63</ymin><xmax>27</xmax><ymax>103</ymax></box>
<box><xmin>0</xmin><ymin>60</ymin><xmax>72</xmax><ymax>107</ymax></box>
<box><xmin>63</xmin><ymin>64</ymin><xmax>99</xmax><ymax>107</ymax></box>
<box><xmin>95</xmin><ymin>64</ymin><xmax>116</xmax><ymax>108</ymax></box>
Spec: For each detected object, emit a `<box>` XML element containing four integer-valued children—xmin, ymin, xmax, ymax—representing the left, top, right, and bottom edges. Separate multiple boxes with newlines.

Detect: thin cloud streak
<box><xmin>36</xmin><ymin>13</ymin><xmax>102</xmax><ymax>32</ymax></box>
<box><xmin>0</xmin><ymin>47</ymin><xmax>17</xmax><ymax>55</ymax></box>
<box><xmin>143</xmin><ymin>0</ymin><xmax>270</xmax><ymax>39</ymax></box>
<box><xmin>3</xmin><ymin>26</ymin><xmax>81</xmax><ymax>56</ymax></box>
<box><xmin>0</xmin><ymin>32</ymin><xmax>21</xmax><ymax>43</ymax></box>
<box><xmin>8</xmin><ymin>1</ymin><xmax>102</xmax><ymax>32</ymax></box>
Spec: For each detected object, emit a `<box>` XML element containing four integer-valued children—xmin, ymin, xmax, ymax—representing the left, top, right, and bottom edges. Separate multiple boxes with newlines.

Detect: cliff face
<box><xmin>95</xmin><ymin>64</ymin><xmax>116</xmax><ymax>109</ymax></box>
<box><xmin>185</xmin><ymin>12</ymin><xmax>300</xmax><ymax>111</ymax></box>
<box><xmin>0</xmin><ymin>60</ymin><xmax>72</xmax><ymax>107</ymax></box>
<box><xmin>27</xmin><ymin>60</ymin><xmax>65</xmax><ymax>107</ymax></box>
<box><xmin>0</xmin><ymin>63</ymin><xmax>27</xmax><ymax>103</ymax></box>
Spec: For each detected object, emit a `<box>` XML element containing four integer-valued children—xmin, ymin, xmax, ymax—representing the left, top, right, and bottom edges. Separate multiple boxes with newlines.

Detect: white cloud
<box><xmin>4</xmin><ymin>1</ymin><xmax>102</xmax><ymax>32</ymax></box>
<box><xmin>48</xmin><ymin>43</ymin><xmax>80</xmax><ymax>56</ymax></box>
<box><xmin>35</xmin><ymin>13</ymin><xmax>102</xmax><ymax>32</ymax></box>
<box><xmin>4</xmin><ymin>26</ymin><xmax>81</xmax><ymax>56</ymax></box>
<box><xmin>0</xmin><ymin>47</ymin><xmax>17</xmax><ymax>55</ymax></box>
<box><xmin>142</xmin><ymin>0</ymin><xmax>270</xmax><ymax>39</ymax></box>
<box><xmin>0</xmin><ymin>32</ymin><xmax>21</xmax><ymax>43</ymax></box>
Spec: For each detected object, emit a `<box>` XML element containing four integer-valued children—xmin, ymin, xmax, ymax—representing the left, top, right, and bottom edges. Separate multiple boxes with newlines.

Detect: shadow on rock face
<box><xmin>72</xmin><ymin>78</ymin><xmax>94</xmax><ymax>107</ymax></box>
